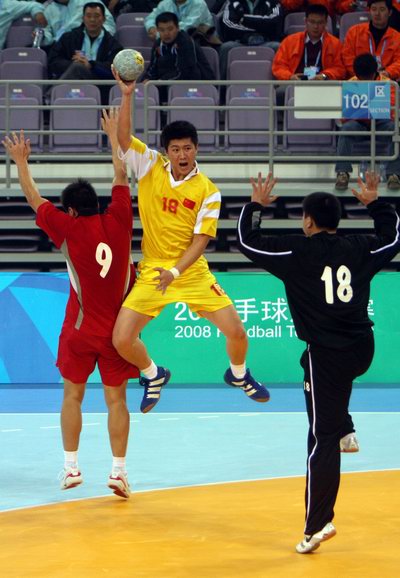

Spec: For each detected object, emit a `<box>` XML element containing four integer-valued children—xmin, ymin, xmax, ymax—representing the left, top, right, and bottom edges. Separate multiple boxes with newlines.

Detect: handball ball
<box><xmin>113</xmin><ymin>49</ymin><xmax>144</xmax><ymax>82</ymax></box>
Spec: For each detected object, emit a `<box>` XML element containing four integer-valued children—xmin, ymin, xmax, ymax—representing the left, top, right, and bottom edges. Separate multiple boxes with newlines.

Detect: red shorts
<box><xmin>57</xmin><ymin>327</ymin><xmax>139</xmax><ymax>387</ymax></box>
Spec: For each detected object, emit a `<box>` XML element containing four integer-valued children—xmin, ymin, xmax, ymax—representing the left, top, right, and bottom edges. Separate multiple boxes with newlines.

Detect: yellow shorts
<box><xmin>123</xmin><ymin>260</ymin><xmax>233</xmax><ymax>317</ymax></box>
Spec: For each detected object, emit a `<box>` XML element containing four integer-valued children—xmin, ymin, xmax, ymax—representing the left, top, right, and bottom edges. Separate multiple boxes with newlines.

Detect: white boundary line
<box><xmin>1</xmin><ymin>468</ymin><xmax>399</xmax><ymax>515</ymax></box>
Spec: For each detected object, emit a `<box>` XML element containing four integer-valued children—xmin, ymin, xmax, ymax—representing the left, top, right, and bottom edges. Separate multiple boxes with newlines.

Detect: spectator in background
<box><xmin>144</xmin><ymin>0</ymin><xmax>218</xmax><ymax>46</ymax></box>
<box><xmin>342</xmin><ymin>0</ymin><xmax>400</xmax><ymax>79</ymax></box>
<box><xmin>42</xmin><ymin>0</ymin><xmax>115</xmax><ymax>48</ymax></box>
<box><xmin>335</xmin><ymin>53</ymin><xmax>400</xmax><ymax>191</ymax></box>
<box><xmin>0</xmin><ymin>0</ymin><xmax>47</xmax><ymax>50</ymax></box>
<box><xmin>335</xmin><ymin>0</ymin><xmax>369</xmax><ymax>14</ymax></box>
<box><xmin>219</xmin><ymin>0</ymin><xmax>283</xmax><ymax>80</ymax></box>
<box><xmin>48</xmin><ymin>2</ymin><xmax>122</xmax><ymax>102</ymax></box>
<box><xmin>107</xmin><ymin>0</ymin><xmax>158</xmax><ymax>17</ymax></box>
<box><xmin>272</xmin><ymin>4</ymin><xmax>345</xmax><ymax>81</ymax></box>
<box><xmin>142</xmin><ymin>12</ymin><xmax>214</xmax><ymax>85</ymax></box>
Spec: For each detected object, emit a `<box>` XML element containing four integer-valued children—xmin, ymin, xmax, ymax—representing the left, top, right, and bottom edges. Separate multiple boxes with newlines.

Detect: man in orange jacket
<box><xmin>342</xmin><ymin>0</ymin><xmax>400</xmax><ymax>79</ymax></box>
<box><xmin>272</xmin><ymin>4</ymin><xmax>346</xmax><ymax>81</ymax></box>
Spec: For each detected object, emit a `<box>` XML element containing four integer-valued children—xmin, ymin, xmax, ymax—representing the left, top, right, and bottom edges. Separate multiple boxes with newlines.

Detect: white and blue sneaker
<box><xmin>223</xmin><ymin>368</ymin><xmax>270</xmax><ymax>403</ymax></box>
<box><xmin>296</xmin><ymin>522</ymin><xmax>337</xmax><ymax>554</ymax></box>
<box><xmin>139</xmin><ymin>366</ymin><xmax>171</xmax><ymax>413</ymax></box>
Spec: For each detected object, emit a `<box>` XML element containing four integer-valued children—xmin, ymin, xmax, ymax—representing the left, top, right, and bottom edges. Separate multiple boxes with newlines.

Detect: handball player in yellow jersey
<box><xmin>111</xmin><ymin>72</ymin><xmax>270</xmax><ymax>413</ymax></box>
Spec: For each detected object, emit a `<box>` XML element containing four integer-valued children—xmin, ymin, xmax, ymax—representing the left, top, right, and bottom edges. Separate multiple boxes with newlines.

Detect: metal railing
<box><xmin>1</xmin><ymin>78</ymin><xmax>399</xmax><ymax>187</ymax></box>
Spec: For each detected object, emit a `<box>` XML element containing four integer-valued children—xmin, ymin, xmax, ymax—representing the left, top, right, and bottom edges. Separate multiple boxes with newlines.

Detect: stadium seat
<box><xmin>225</xmin><ymin>84</ymin><xmax>277</xmax><ymax>152</ymax></box>
<box><xmin>228</xmin><ymin>60</ymin><xmax>273</xmax><ymax>81</ymax></box>
<box><xmin>0</xmin><ymin>85</ymin><xmax>43</xmax><ymax>151</ymax></box>
<box><xmin>0</xmin><ymin>47</ymin><xmax>47</xmax><ymax>67</ymax></box>
<box><xmin>5</xmin><ymin>26</ymin><xmax>35</xmax><ymax>48</ymax></box>
<box><xmin>109</xmin><ymin>83</ymin><xmax>159</xmax><ymax>147</ymax></box>
<box><xmin>116</xmin><ymin>25</ymin><xmax>153</xmax><ymax>48</ymax></box>
<box><xmin>339</xmin><ymin>12</ymin><xmax>369</xmax><ymax>42</ymax></box>
<box><xmin>227</xmin><ymin>45</ymin><xmax>275</xmax><ymax>72</ymax></box>
<box><xmin>0</xmin><ymin>48</ymin><xmax>47</xmax><ymax>85</ymax></box>
<box><xmin>49</xmin><ymin>84</ymin><xmax>102</xmax><ymax>152</ymax></box>
<box><xmin>202</xmin><ymin>46</ymin><xmax>220</xmax><ymax>80</ymax></box>
<box><xmin>282</xmin><ymin>85</ymin><xmax>336</xmax><ymax>153</ymax></box>
<box><xmin>116</xmin><ymin>13</ymin><xmax>149</xmax><ymax>29</ymax></box>
<box><xmin>168</xmin><ymin>84</ymin><xmax>219</xmax><ymax>151</ymax></box>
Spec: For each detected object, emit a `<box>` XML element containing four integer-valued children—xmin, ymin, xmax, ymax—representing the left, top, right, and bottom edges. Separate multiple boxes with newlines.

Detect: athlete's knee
<box><xmin>225</xmin><ymin>321</ymin><xmax>247</xmax><ymax>342</ymax></box>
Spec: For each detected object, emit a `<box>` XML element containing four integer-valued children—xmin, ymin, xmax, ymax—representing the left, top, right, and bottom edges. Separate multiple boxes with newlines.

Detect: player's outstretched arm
<box><xmin>112</xmin><ymin>66</ymin><xmax>136</xmax><ymax>153</ymax></box>
<box><xmin>351</xmin><ymin>171</ymin><xmax>379</xmax><ymax>206</ymax></box>
<box><xmin>102</xmin><ymin>108</ymin><xmax>128</xmax><ymax>187</ymax></box>
<box><xmin>2</xmin><ymin>131</ymin><xmax>47</xmax><ymax>213</ymax></box>
<box><xmin>250</xmin><ymin>171</ymin><xmax>279</xmax><ymax>206</ymax></box>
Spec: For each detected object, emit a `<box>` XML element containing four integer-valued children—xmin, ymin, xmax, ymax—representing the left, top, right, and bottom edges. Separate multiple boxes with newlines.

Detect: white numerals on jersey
<box><xmin>321</xmin><ymin>265</ymin><xmax>353</xmax><ymax>304</ymax></box>
<box><xmin>96</xmin><ymin>242</ymin><xmax>113</xmax><ymax>278</ymax></box>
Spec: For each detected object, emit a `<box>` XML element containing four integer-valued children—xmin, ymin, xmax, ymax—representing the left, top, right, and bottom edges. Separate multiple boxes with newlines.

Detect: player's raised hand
<box><xmin>111</xmin><ymin>66</ymin><xmax>136</xmax><ymax>95</ymax></box>
<box><xmin>101</xmin><ymin>107</ymin><xmax>119</xmax><ymax>142</ymax></box>
<box><xmin>2</xmin><ymin>130</ymin><xmax>31</xmax><ymax>165</ymax></box>
<box><xmin>351</xmin><ymin>171</ymin><xmax>379</xmax><ymax>206</ymax></box>
<box><xmin>250</xmin><ymin>172</ymin><xmax>278</xmax><ymax>207</ymax></box>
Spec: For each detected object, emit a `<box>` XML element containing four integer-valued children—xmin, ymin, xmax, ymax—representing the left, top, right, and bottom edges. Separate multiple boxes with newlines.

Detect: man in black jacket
<box><xmin>48</xmin><ymin>2</ymin><xmax>122</xmax><ymax>102</ymax></box>
<box><xmin>237</xmin><ymin>171</ymin><xmax>400</xmax><ymax>554</ymax></box>
<box><xmin>219</xmin><ymin>0</ymin><xmax>283</xmax><ymax>79</ymax></box>
<box><xmin>141</xmin><ymin>11</ymin><xmax>214</xmax><ymax>102</ymax></box>
<box><xmin>142</xmin><ymin>12</ymin><xmax>214</xmax><ymax>81</ymax></box>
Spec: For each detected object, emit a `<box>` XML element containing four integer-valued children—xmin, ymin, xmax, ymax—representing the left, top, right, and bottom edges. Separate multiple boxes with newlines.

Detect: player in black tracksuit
<box><xmin>237</xmin><ymin>171</ymin><xmax>400</xmax><ymax>553</ymax></box>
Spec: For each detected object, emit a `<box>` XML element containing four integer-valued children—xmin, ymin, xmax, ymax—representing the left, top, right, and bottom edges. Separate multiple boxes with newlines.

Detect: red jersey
<box><xmin>36</xmin><ymin>185</ymin><xmax>135</xmax><ymax>337</ymax></box>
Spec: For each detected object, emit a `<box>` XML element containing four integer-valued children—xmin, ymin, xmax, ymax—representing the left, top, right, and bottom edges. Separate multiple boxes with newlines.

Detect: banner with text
<box><xmin>1</xmin><ymin>272</ymin><xmax>400</xmax><ymax>384</ymax></box>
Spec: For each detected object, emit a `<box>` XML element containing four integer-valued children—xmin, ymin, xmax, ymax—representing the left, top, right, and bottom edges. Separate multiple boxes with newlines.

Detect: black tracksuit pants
<box><xmin>300</xmin><ymin>332</ymin><xmax>374</xmax><ymax>535</ymax></box>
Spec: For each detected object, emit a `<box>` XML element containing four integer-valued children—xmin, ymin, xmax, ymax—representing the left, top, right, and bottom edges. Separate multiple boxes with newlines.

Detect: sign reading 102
<box><xmin>343</xmin><ymin>92</ymin><xmax>368</xmax><ymax>110</ymax></box>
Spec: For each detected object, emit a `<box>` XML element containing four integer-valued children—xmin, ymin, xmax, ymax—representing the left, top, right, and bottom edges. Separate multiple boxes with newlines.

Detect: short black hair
<box><xmin>303</xmin><ymin>192</ymin><xmax>342</xmax><ymax>229</ymax></box>
<box><xmin>61</xmin><ymin>178</ymin><xmax>99</xmax><ymax>216</ymax></box>
<box><xmin>156</xmin><ymin>12</ymin><xmax>179</xmax><ymax>27</ymax></box>
<box><xmin>83</xmin><ymin>2</ymin><xmax>105</xmax><ymax>16</ymax></box>
<box><xmin>367</xmin><ymin>0</ymin><xmax>392</xmax><ymax>8</ymax></box>
<box><xmin>161</xmin><ymin>120</ymin><xmax>198</xmax><ymax>149</ymax></box>
<box><xmin>354</xmin><ymin>53</ymin><xmax>378</xmax><ymax>79</ymax></box>
<box><xmin>305</xmin><ymin>4</ymin><xmax>329</xmax><ymax>18</ymax></box>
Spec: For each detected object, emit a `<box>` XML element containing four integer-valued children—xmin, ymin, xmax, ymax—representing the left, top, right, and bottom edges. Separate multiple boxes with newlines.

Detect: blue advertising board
<box><xmin>342</xmin><ymin>82</ymin><xmax>390</xmax><ymax>120</ymax></box>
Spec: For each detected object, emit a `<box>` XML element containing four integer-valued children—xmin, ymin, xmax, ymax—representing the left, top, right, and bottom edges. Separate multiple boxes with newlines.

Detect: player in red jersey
<box><xmin>3</xmin><ymin>109</ymin><xmax>138</xmax><ymax>499</ymax></box>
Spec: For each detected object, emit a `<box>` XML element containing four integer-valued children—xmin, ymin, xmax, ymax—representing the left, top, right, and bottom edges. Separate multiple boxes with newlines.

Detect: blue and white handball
<box><xmin>113</xmin><ymin>49</ymin><xmax>144</xmax><ymax>82</ymax></box>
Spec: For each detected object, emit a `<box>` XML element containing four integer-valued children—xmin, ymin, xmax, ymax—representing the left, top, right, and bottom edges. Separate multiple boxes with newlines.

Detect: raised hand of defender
<box><xmin>351</xmin><ymin>171</ymin><xmax>379</xmax><ymax>206</ymax></box>
<box><xmin>101</xmin><ymin>107</ymin><xmax>119</xmax><ymax>145</ymax></box>
<box><xmin>250</xmin><ymin>171</ymin><xmax>278</xmax><ymax>207</ymax></box>
<box><xmin>111</xmin><ymin>66</ymin><xmax>136</xmax><ymax>96</ymax></box>
<box><xmin>2</xmin><ymin>130</ymin><xmax>31</xmax><ymax>165</ymax></box>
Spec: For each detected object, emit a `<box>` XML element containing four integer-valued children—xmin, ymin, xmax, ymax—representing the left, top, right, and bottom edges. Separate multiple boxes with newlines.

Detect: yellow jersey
<box><xmin>121</xmin><ymin>136</ymin><xmax>221</xmax><ymax>274</ymax></box>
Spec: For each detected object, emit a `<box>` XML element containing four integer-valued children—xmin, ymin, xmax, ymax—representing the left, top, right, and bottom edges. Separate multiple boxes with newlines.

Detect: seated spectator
<box><xmin>107</xmin><ymin>0</ymin><xmax>158</xmax><ymax>17</ymax></box>
<box><xmin>0</xmin><ymin>0</ymin><xmax>47</xmax><ymax>50</ymax></box>
<box><xmin>219</xmin><ymin>0</ymin><xmax>283</xmax><ymax>80</ymax></box>
<box><xmin>43</xmin><ymin>0</ymin><xmax>115</xmax><ymax>48</ymax></box>
<box><xmin>272</xmin><ymin>4</ymin><xmax>346</xmax><ymax>81</ymax></box>
<box><xmin>335</xmin><ymin>53</ymin><xmax>400</xmax><ymax>191</ymax></box>
<box><xmin>342</xmin><ymin>0</ymin><xmax>400</xmax><ymax>79</ymax></box>
<box><xmin>142</xmin><ymin>12</ymin><xmax>214</xmax><ymax>82</ymax></box>
<box><xmin>144</xmin><ymin>0</ymin><xmax>218</xmax><ymax>46</ymax></box>
<box><xmin>48</xmin><ymin>2</ymin><xmax>122</xmax><ymax>102</ymax></box>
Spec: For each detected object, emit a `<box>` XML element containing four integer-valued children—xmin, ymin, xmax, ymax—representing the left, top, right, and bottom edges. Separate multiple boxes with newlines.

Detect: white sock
<box><xmin>142</xmin><ymin>360</ymin><xmax>158</xmax><ymax>380</ymax></box>
<box><xmin>112</xmin><ymin>456</ymin><xmax>127</xmax><ymax>476</ymax></box>
<box><xmin>64</xmin><ymin>450</ymin><xmax>78</xmax><ymax>470</ymax></box>
<box><xmin>230</xmin><ymin>362</ymin><xmax>246</xmax><ymax>379</ymax></box>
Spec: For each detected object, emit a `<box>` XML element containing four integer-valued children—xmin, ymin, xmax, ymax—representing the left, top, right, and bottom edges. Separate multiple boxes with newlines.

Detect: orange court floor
<box><xmin>0</xmin><ymin>470</ymin><xmax>399</xmax><ymax>578</ymax></box>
